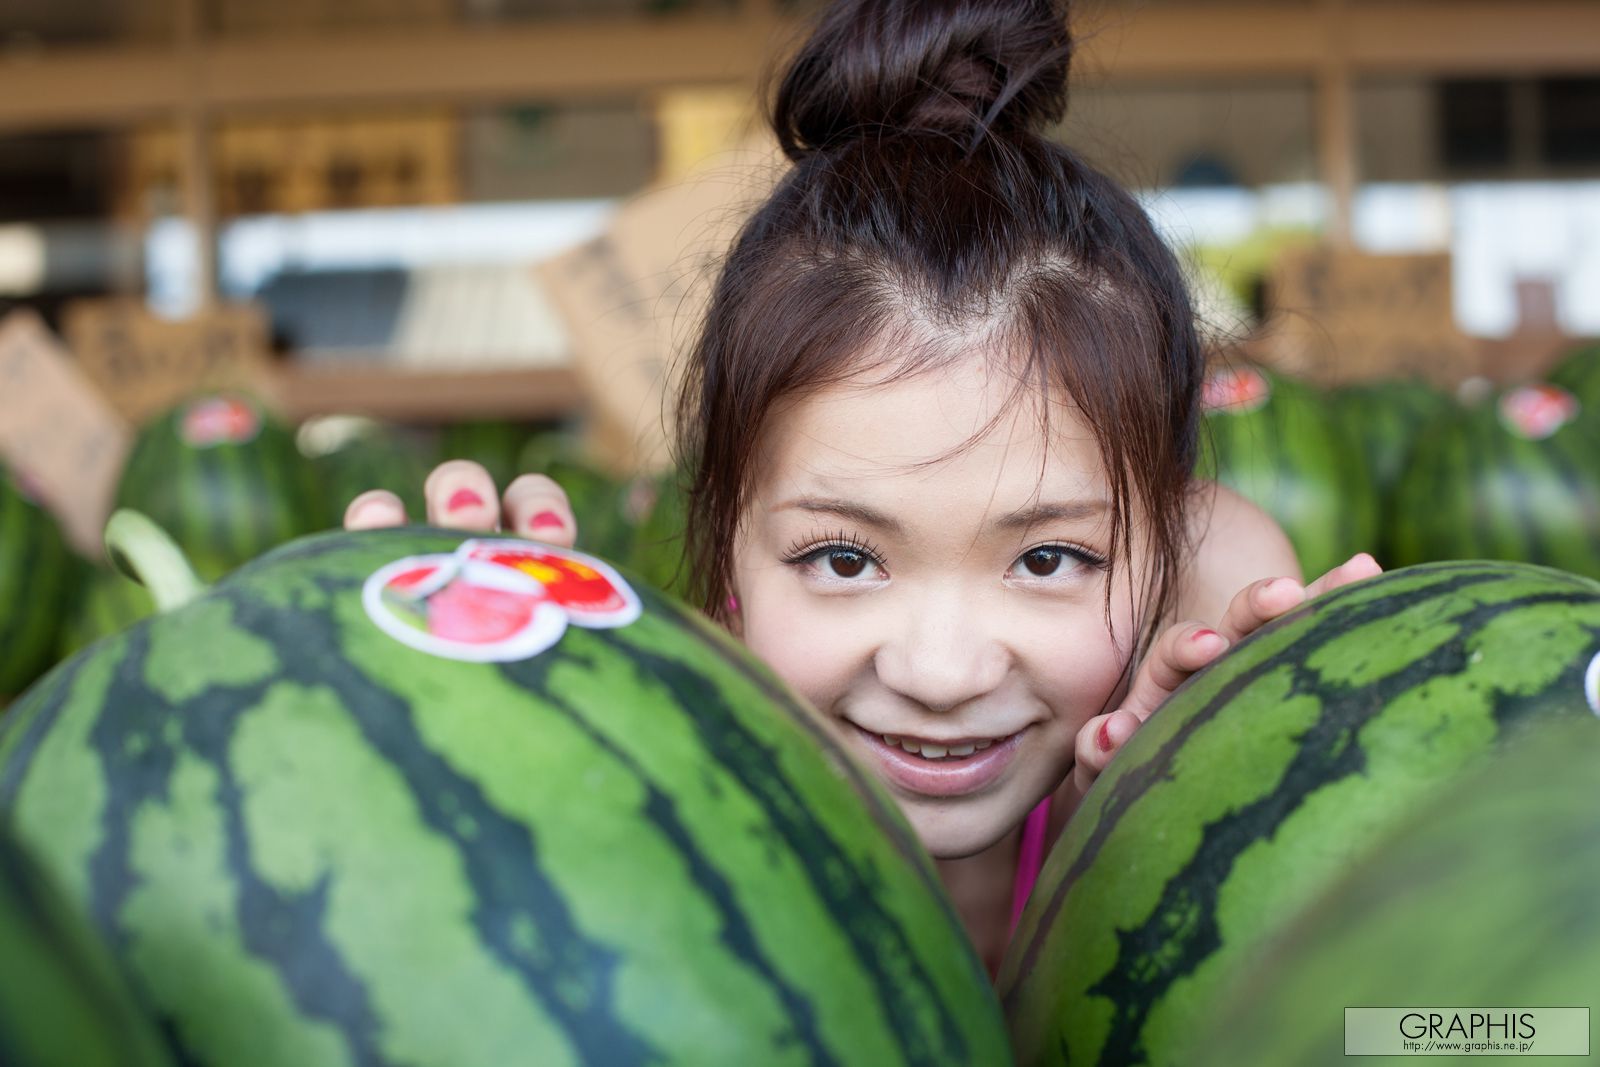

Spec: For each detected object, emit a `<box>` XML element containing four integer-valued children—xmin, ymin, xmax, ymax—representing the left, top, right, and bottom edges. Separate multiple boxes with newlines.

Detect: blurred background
<box><xmin>0</xmin><ymin>0</ymin><xmax>1597</xmax><ymax>573</ymax></box>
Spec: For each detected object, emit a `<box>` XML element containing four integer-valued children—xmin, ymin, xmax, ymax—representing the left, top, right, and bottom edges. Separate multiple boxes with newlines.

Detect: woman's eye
<box><xmin>1011</xmin><ymin>545</ymin><xmax>1100</xmax><ymax>580</ymax></box>
<box><xmin>1018</xmin><ymin>547</ymin><xmax>1066</xmax><ymax>577</ymax></box>
<box><xmin>816</xmin><ymin>548</ymin><xmax>877</xmax><ymax>580</ymax></box>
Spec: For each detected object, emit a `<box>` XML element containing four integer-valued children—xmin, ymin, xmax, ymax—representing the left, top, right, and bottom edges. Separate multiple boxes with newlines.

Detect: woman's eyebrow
<box><xmin>997</xmin><ymin>500</ymin><xmax>1109</xmax><ymax>530</ymax></box>
<box><xmin>775</xmin><ymin>496</ymin><xmax>1108</xmax><ymax>535</ymax></box>
<box><xmin>777</xmin><ymin>497</ymin><xmax>906</xmax><ymax>536</ymax></box>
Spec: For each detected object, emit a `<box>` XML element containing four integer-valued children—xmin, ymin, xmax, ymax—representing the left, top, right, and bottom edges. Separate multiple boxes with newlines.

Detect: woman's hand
<box><xmin>1065</xmin><ymin>551</ymin><xmax>1383</xmax><ymax>801</ymax></box>
<box><xmin>342</xmin><ymin>459</ymin><xmax>580</xmax><ymax>550</ymax></box>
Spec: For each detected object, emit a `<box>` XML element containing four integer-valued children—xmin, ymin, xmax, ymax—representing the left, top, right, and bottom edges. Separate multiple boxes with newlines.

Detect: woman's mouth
<box><xmin>851</xmin><ymin>723</ymin><xmax>1026</xmax><ymax>797</ymax></box>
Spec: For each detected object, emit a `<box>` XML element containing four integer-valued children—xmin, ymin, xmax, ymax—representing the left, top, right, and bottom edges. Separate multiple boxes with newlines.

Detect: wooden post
<box><xmin>1316</xmin><ymin>0</ymin><xmax>1357</xmax><ymax>249</ymax></box>
<box><xmin>175</xmin><ymin>0</ymin><xmax>218</xmax><ymax>310</ymax></box>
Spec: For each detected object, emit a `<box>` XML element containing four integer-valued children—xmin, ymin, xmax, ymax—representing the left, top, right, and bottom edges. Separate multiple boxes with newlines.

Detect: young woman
<box><xmin>346</xmin><ymin>0</ymin><xmax>1379</xmax><ymax>974</ymax></box>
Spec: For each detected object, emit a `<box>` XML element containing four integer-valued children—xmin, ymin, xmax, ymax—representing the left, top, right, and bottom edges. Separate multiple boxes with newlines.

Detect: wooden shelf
<box><xmin>269</xmin><ymin>360</ymin><xmax>585</xmax><ymax>423</ymax></box>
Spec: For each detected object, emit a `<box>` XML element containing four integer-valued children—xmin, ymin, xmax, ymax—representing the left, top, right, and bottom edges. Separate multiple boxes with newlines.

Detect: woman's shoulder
<box><xmin>1177</xmin><ymin>482</ymin><xmax>1302</xmax><ymax>625</ymax></box>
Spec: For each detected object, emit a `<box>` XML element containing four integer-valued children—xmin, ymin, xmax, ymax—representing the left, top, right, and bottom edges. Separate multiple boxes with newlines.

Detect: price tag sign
<box><xmin>61</xmin><ymin>298</ymin><xmax>275</xmax><ymax>425</ymax></box>
<box><xmin>538</xmin><ymin>132</ymin><xmax>786</xmax><ymax>474</ymax></box>
<box><xmin>0</xmin><ymin>310</ymin><xmax>131</xmax><ymax>555</ymax></box>
<box><xmin>1260</xmin><ymin>250</ymin><xmax>1481</xmax><ymax>388</ymax></box>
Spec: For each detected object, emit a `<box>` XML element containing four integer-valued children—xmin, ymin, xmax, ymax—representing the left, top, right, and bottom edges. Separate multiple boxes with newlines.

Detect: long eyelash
<box><xmin>1027</xmin><ymin>541</ymin><xmax>1111</xmax><ymax>570</ymax></box>
<box><xmin>780</xmin><ymin>529</ymin><xmax>887</xmax><ymax>567</ymax></box>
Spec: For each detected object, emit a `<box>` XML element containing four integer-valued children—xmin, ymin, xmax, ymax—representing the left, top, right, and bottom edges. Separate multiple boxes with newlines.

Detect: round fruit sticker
<box><xmin>180</xmin><ymin>395</ymin><xmax>262</xmax><ymax>448</ymax></box>
<box><xmin>364</xmin><ymin>539</ymin><xmax>641</xmax><ymax>662</ymax></box>
<box><xmin>1499</xmin><ymin>384</ymin><xmax>1579</xmax><ymax>441</ymax></box>
<box><xmin>1202</xmin><ymin>367</ymin><xmax>1271</xmax><ymax>415</ymax></box>
<box><xmin>1586</xmin><ymin>651</ymin><xmax>1600</xmax><ymax>717</ymax></box>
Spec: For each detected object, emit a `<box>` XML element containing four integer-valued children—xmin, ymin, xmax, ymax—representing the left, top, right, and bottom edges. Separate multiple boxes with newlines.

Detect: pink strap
<box><xmin>1008</xmin><ymin>796</ymin><xmax>1053</xmax><ymax>940</ymax></box>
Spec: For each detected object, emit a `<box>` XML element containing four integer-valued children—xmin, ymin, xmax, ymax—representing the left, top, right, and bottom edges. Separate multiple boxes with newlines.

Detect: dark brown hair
<box><xmin>673</xmin><ymin>0</ymin><xmax>1202</xmax><ymax>661</ymax></box>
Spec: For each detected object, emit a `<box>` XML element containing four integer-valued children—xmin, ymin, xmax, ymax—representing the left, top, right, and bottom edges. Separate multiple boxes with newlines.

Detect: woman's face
<box><xmin>731</xmin><ymin>352</ymin><xmax>1148</xmax><ymax>859</ymax></box>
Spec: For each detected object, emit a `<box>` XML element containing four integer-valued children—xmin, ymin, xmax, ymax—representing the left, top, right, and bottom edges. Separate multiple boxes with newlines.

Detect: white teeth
<box><xmin>899</xmin><ymin>739</ymin><xmax>922</xmax><ymax>755</ymax></box>
<box><xmin>947</xmin><ymin>743</ymin><xmax>976</xmax><ymax>757</ymax></box>
<box><xmin>882</xmin><ymin>735</ymin><xmax>900</xmax><ymax>747</ymax></box>
<box><xmin>919</xmin><ymin>743</ymin><xmax>948</xmax><ymax>759</ymax></box>
<box><xmin>974</xmin><ymin>740</ymin><xmax>993</xmax><ymax>750</ymax></box>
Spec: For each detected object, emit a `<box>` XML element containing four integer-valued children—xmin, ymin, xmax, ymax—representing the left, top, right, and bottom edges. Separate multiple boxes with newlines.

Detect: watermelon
<box><xmin>1547</xmin><ymin>340</ymin><xmax>1600</xmax><ymax>409</ymax></box>
<box><xmin>997</xmin><ymin>560</ymin><xmax>1600</xmax><ymax>1066</ymax></box>
<box><xmin>1193</xmin><ymin>721</ymin><xmax>1600</xmax><ymax>1066</ymax></box>
<box><xmin>626</xmin><ymin>466</ymin><xmax>692</xmax><ymax>600</ymax></box>
<box><xmin>0</xmin><ymin>469</ymin><xmax>75</xmax><ymax>701</ymax></box>
<box><xmin>57</xmin><ymin>566</ymin><xmax>158</xmax><ymax>659</ymax></box>
<box><xmin>1328</xmin><ymin>378</ymin><xmax>1454</xmax><ymax>496</ymax></box>
<box><xmin>115</xmin><ymin>393</ymin><xmax>323</xmax><ymax>581</ymax></box>
<box><xmin>0</xmin><ymin>523</ymin><xmax>1010</xmax><ymax>1067</ymax></box>
<box><xmin>1389</xmin><ymin>383</ymin><xmax>1600</xmax><ymax>579</ymax></box>
<box><xmin>1198</xmin><ymin>366</ymin><xmax>1379</xmax><ymax>579</ymax></box>
<box><xmin>439</xmin><ymin>420</ymin><xmax>538</xmax><ymax>489</ymax></box>
<box><xmin>306</xmin><ymin>419</ymin><xmax>435</xmax><ymax>526</ymax></box>
<box><xmin>0</xmin><ymin>821</ymin><xmax>174</xmax><ymax>1066</ymax></box>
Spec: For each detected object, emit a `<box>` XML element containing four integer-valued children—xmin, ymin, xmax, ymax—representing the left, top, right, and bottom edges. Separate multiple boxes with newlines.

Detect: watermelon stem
<box><xmin>103</xmin><ymin>510</ymin><xmax>205</xmax><ymax>613</ymax></box>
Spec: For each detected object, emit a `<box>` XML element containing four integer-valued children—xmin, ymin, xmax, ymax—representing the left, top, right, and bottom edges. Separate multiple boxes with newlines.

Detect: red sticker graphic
<box><xmin>364</xmin><ymin>539</ymin><xmax>641</xmax><ymax>663</ymax></box>
<box><xmin>1499</xmin><ymin>384</ymin><xmax>1580</xmax><ymax>441</ymax></box>
<box><xmin>1202</xmin><ymin>368</ymin><xmax>1271</xmax><ymax>415</ymax></box>
<box><xmin>180</xmin><ymin>395</ymin><xmax>262</xmax><ymax>448</ymax></box>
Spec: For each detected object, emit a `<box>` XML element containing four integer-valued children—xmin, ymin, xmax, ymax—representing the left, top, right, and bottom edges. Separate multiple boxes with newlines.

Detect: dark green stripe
<box><xmin>0</xmin><ymin>656</ymin><xmax>86</xmax><ymax>810</ymax></box>
<box><xmin>503</xmin><ymin>647</ymin><xmax>842</xmax><ymax>1067</ymax></box>
<box><xmin>83</xmin><ymin>624</ymin><xmax>387</xmax><ymax>1064</ymax></box>
<box><xmin>1003</xmin><ymin>562</ymin><xmax>1536</xmax><ymax>992</ymax></box>
<box><xmin>229</xmin><ymin>586</ymin><xmax>660</xmax><ymax>1067</ymax></box>
<box><xmin>603</xmin><ymin>626</ymin><xmax>974</xmax><ymax>1067</ymax></box>
<box><xmin>1083</xmin><ymin>591</ymin><xmax>1599</xmax><ymax>1063</ymax></box>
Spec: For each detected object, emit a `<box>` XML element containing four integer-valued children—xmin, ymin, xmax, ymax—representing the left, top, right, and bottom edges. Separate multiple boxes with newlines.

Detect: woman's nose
<box><xmin>872</xmin><ymin>589</ymin><xmax>1011</xmax><ymax>714</ymax></box>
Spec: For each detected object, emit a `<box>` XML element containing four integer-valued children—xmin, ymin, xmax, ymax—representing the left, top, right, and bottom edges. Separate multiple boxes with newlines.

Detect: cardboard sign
<box><xmin>538</xmin><ymin>133</ymin><xmax>787</xmax><ymax>474</ymax></box>
<box><xmin>1258</xmin><ymin>249</ymin><xmax>1481</xmax><ymax>388</ymax></box>
<box><xmin>61</xmin><ymin>298</ymin><xmax>275</xmax><ymax>425</ymax></box>
<box><xmin>0</xmin><ymin>310</ymin><xmax>131</xmax><ymax>555</ymax></box>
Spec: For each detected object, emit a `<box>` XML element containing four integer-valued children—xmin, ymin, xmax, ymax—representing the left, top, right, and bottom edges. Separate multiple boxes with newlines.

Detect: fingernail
<box><xmin>447</xmin><ymin>488</ymin><xmax>486</xmax><ymax>513</ymax></box>
<box><xmin>1095</xmin><ymin>717</ymin><xmax>1115</xmax><ymax>752</ymax></box>
<box><xmin>529</xmin><ymin>509</ymin><xmax>565</xmax><ymax>531</ymax></box>
<box><xmin>1192</xmin><ymin>628</ymin><xmax>1220</xmax><ymax>643</ymax></box>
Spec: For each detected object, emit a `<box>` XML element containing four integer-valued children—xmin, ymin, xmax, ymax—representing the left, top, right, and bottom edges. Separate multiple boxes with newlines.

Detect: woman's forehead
<box><xmin>756</xmin><ymin>354</ymin><xmax>1107</xmax><ymax>499</ymax></box>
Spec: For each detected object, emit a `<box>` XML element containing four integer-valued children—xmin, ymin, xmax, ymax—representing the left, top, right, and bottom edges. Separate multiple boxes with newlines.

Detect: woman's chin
<box><xmin>903</xmin><ymin>801</ymin><xmax>1023</xmax><ymax>861</ymax></box>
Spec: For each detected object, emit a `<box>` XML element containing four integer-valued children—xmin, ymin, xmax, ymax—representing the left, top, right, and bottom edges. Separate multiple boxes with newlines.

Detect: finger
<box><xmin>502</xmin><ymin>474</ymin><xmax>579</xmax><ymax>548</ymax></box>
<box><xmin>1217</xmin><ymin>575</ymin><xmax>1305</xmax><ymax>644</ymax></box>
<box><xmin>1119</xmin><ymin>622</ymin><xmax>1229</xmax><ymax>721</ymax></box>
<box><xmin>1070</xmin><ymin>709</ymin><xmax>1141</xmax><ymax>794</ymax></box>
<box><xmin>424</xmin><ymin>460</ymin><xmax>501</xmax><ymax>531</ymax></box>
<box><xmin>344</xmin><ymin>490</ymin><xmax>407</xmax><ymax>531</ymax></box>
<box><xmin>1303</xmin><ymin>552</ymin><xmax>1383</xmax><ymax>601</ymax></box>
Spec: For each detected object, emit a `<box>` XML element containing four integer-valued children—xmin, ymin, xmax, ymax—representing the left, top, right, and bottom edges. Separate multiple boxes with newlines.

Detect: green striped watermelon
<box><xmin>307</xmin><ymin>420</ymin><xmax>435</xmax><ymax>526</ymax></box>
<box><xmin>0</xmin><ymin>821</ymin><xmax>174</xmax><ymax>1067</ymax></box>
<box><xmin>115</xmin><ymin>393</ymin><xmax>322</xmax><ymax>581</ymax></box>
<box><xmin>57</xmin><ymin>566</ymin><xmax>158</xmax><ymax>660</ymax></box>
<box><xmin>440</xmin><ymin>420</ymin><xmax>539</xmax><ymax>489</ymax></box>
<box><xmin>0</xmin><ymin>469</ymin><xmax>75</xmax><ymax>701</ymax></box>
<box><xmin>1389</xmin><ymin>383</ymin><xmax>1600</xmax><ymax>579</ymax></box>
<box><xmin>997</xmin><ymin>560</ymin><xmax>1600</xmax><ymax>1066</ymax></box>
<box><xmin>626</xmin><ymin>466</ymin><xmax>692</xmax><ymax>600</ymax></box>
<box><xmin>1194</xmin><ymin>721</ymin><xmax>1600</xmax><ymax>1066</ymax></box>
<box><xmin>1328</xmin><ymin>378</ymin><xmax>1455</xmax><ymax>496</ymax></box>
<box><xmin>1547</xmin><ymin>340</ymin><xmax>1600</xmax><ymax>409</ymax></box>
<box><xmin>1198</xmin><ymin>366</ymin><xmax>1379</xmax><ymax>579</ymax></box>
<box><xmin>0</xmin><ymin>524</ymin><xmax>1010</xmax><ymax>1067</ymax></box>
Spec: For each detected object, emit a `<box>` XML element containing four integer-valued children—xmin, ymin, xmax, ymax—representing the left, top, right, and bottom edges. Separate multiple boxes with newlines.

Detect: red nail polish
<box><xmin>1095</xmin><ymin>717</ymin><xmax>1114</xmax><ymax>752</ymax></box>
<box><xmin>447</xmin><ymin>488</ymin><xmax>485</xmax><ymax>512</ymax></box>
<box><xmin>1192</xmin><ymin>628</ymin><xmax>1220</xmax><ymax>643</ymax></box>
<box><xmin>529</xmin><ymin>510</ymin><xmax>564</xmax><ymax>530</ymax></box>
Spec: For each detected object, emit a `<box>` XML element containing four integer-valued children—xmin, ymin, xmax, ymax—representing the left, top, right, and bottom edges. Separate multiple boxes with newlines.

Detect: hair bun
<box><xmin>771</xmin><ymin>0</ymin><xmax>1073</xmax><ymax>160</ymax></box>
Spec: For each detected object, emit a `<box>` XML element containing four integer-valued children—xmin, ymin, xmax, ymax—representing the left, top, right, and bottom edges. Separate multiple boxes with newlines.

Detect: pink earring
<box><xmin>726</xmin><ymin>595</ymin><xmax>741</xmax><ymax>614</ymax></box>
